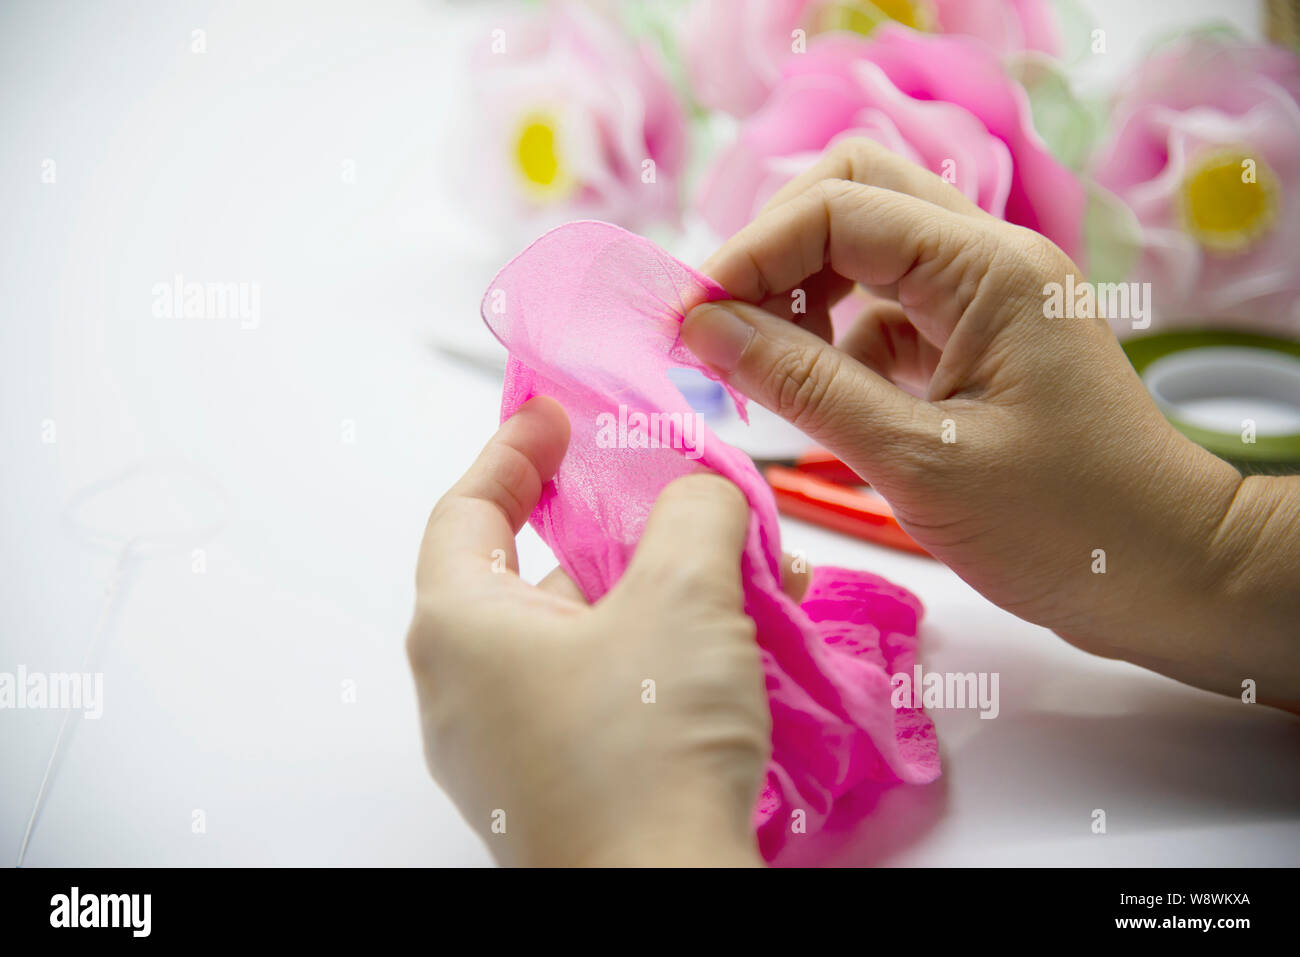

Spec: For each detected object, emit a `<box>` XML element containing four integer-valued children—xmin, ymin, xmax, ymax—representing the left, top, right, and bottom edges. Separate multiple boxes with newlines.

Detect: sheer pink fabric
<box><xmin>482</xmin><ymin>221</ymin><xmax>940</xmax><ymax>860</ymax></box>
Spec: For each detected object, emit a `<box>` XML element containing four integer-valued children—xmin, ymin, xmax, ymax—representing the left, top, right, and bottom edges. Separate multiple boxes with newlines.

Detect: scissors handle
<box><xmin>764</xmin><ymin>465</ymin><xmax>930</xmax><ymax>557</ymax></box>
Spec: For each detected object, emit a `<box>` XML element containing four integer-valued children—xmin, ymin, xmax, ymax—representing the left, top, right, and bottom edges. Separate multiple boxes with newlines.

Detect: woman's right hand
<box><xmin>683</xmin><ymin>138</ymin><xmax>1300</xmax><ymax>707</ymax></box>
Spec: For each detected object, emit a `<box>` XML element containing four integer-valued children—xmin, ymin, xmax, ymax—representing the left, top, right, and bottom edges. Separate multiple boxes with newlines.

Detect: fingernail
<box><xmin>682</xmin><ymin>303</ymin><xmax>755</xmax><ymax>374</ymax></box>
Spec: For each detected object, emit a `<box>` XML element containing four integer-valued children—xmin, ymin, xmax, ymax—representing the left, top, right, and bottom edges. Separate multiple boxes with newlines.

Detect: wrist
<box><xmin>501</xmin><ymin>785</ymin><xmax>765</xmax><ymax>867</ymax></box>
<box><xmin>571</xmin><ymin>795</ymin><xmax>764</xmax><ymax>867</ymax></box>
<box><xmin>577</xmin><ymin>829</ymin><xmax>764</xmax><ymax>867</ymax></box>
<box><xmin>1053</xmin><ymin>431</ymin><xmax>1241</xmax><ymax>675</ymax></box>
<box><xmin>1196</xmin><ymin>474</ymin><xmax>1300</xmax><ymax>706</ymax></box>
<box><xmin>1060</xmin><ymin>435</ymin><xmax>1300</xmax><ymax>706</ymax></box>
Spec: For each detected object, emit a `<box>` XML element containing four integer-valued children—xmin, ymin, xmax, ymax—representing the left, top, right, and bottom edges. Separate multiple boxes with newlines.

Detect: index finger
<box><xmin>416</xmin><ymin>396</ymin><xmax>570</xmax><ymax>594</ymax></box>
<box><xmin>704</xmin><ymin>178</ymin><xmax>1002</xmax><ymax>348</ymax></box>
<box><xmin>755</xmin><ymin>137</ymin><xmax>993</xmax><ymax>221</ymax></box>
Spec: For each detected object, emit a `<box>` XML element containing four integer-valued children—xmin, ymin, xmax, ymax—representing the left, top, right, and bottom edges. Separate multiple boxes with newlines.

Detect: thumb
<box><xmin>617</xmin><ymin>473</ymin><xmax>750</xmax><ymax>610</ymax></box>
<box><xmin>682</xmin><ymin>300</ymin><xmax>924</xmax><ymax>462</ymax></box>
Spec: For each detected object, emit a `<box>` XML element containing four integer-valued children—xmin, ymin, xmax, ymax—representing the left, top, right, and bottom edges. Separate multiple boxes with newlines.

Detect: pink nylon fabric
<box><xmin>481</xmin><ymin>221</ymin><xmax>940</xmax><ymax>860</ymax></box>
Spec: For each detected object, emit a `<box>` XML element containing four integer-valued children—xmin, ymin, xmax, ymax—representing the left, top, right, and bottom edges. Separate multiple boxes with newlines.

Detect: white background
<box><xmin>2</xmin><ymin>0</ymin><xmax>1297</xmax><ymax>867</ymax></box>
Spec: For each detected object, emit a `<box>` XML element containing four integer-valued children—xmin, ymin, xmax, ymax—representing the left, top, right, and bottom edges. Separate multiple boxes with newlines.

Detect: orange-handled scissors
<box><xmin>754</xmin><ymin>451</ymin><xmax>930</xmax><ymax>558</ymax></box>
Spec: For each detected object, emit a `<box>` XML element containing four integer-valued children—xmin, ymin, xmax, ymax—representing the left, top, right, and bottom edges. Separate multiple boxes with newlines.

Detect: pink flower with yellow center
<box><xmin>472</xmin><ymin>2</ymin><xmax>688</xmax><ymax>231</ymax></box>
<box><xmin>1091</xmin><ymin>33</ymin><xmax>1300</xmax><ymax>334</ymax></box>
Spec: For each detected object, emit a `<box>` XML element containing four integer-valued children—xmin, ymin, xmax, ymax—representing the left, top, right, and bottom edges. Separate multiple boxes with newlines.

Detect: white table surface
<box><xmin>2</xmin><ymin>0</ymin><xmax>1296</xmax><ymax>867</ymax></box>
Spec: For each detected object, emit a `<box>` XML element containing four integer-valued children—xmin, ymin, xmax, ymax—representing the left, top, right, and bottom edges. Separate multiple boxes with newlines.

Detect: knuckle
<box><xmin>479</xmin><ymin>446</ymin><xmax>537</xmax><ymax>524</ymax></box>
<box><xmin>993</xmin><ymin>226</ymin><xmax>1072</xmax><ymax>294</ymax></box>
<box><xmin>834</xmin><ymin>136</ymin><xmax>880</xmax><ymax>168</ymax></box>
<box><xmin>1023</xmin><ymin>231</ymin><xmax>1069</xmax><ymax>277</ymax></box>
<box><xmin>931</xmin><ymin>214</ymin><xmax>976</xmax><ymax>267</ymax></box>
<box><xmin>815</xmin><ymin>176</ymin><xmax>860</xmax><ymax>206</ymax></box>
<box><xmin>828</xmin><ymin>136</ymin><xmax>859</xmax><ymax>159</ymax></box>
<box><xmin>763</xmin><ymin>345</ymin><xmax>843</xmax><ymax>432</ymax></box>
<box><xmin>491</xmin><ymin>442</ymin><xmax>538</xmax><ymax>497</ymax></box>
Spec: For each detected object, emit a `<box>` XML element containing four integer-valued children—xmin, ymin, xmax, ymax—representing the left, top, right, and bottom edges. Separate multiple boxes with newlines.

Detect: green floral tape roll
<box><xmin>1122</xmin><ymin>330</ymin><xmax>1300</xmax><ymax>466</ymax></box>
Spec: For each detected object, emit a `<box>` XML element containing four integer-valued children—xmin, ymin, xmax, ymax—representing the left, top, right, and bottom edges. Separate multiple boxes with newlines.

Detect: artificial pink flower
<box><xmin>471</xmin><ymin>2</ymin><xmax>687</xmax><ymax>231</ymax></box>
<box><xmin>696</xmin><ymin>25</ymin><xmax>1085</xmax><ymax>261</ymax></box>
<box><xmin>1091</xmin><ymin>34</ymin><xmax>1300</xmax><ymax>333</ymax></box>
<box><xmin>683</xmin><ymin>0</ymin><xmax>1061</xmax><ymax>118</ymax></box>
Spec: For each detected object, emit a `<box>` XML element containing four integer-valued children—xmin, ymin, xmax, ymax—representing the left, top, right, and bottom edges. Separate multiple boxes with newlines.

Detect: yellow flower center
<box><xmin>514</xmin><ymin>114</ymin><xmax>570</xmax><ymax>197</ymax></box>
<box><xmin>808</xmin><ymin>0</ymin><xmax>933</xmax><ymax>36</ymax></box>
<box><xmin>1179</xmin><ymin>148</ymin><xmax>1279</xmax><ymax>254</ymax></box>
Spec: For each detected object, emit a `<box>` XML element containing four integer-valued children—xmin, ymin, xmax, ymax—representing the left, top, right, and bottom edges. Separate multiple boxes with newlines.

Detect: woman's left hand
<box><xmin>406</xmin><ymin>396</ymin><xmax>770</xmax><ymax>866</ymax></box>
